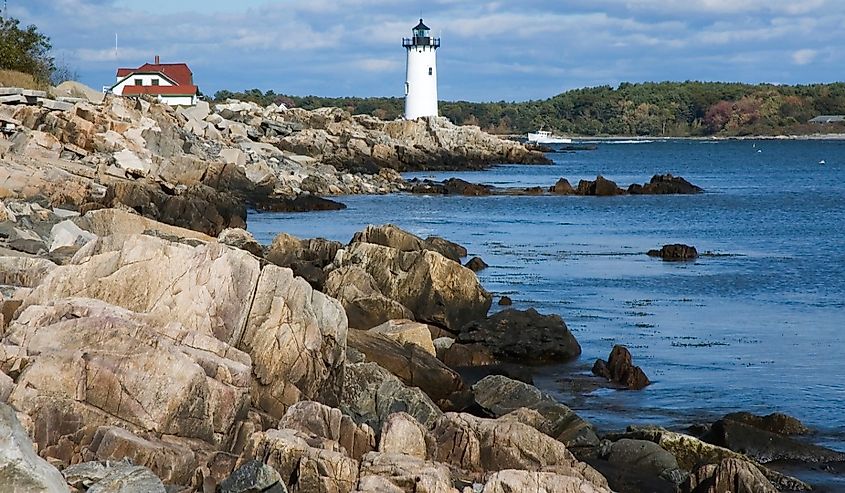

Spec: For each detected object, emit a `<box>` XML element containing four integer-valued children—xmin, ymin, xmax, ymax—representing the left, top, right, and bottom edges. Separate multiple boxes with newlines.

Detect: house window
<box><xmin>134</xmin><ymin>78</ymin><xmax>143</xmax><ymax>86</ymax></box>
<box><xmin>405</xmin><ymin>82</ymin><xmax>409</xmax><ymax>95</ymax></box>
<box><xmin>151</xmin><ymin>79</ymin><xmax>159</xmax><ymax>86</ymax></box>
<box><xmin>428</xmin><ymin>67</ymin><xmax>433</xmax><ymax>76</ymax></box>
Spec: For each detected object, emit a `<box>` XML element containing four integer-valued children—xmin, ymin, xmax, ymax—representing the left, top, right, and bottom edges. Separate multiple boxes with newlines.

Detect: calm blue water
<box><xmin>248</xmin><ymin>139</ymin><xmax>845</xmax><ymax>460</ymax></box>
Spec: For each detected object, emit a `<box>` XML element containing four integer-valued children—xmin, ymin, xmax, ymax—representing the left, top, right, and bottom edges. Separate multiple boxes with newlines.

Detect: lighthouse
<box><xmin>403</xmin><ymin>19</ymin><xmax>440</xmax><ymax>120</ymax></box>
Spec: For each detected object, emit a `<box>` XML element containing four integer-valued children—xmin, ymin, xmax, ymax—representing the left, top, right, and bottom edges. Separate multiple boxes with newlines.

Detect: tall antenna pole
<box><xmin>3</xmin><ymin>0</ymin><xmax>8</xmax><ymax>19</ymax></box>
<box><xmin>114</xmin><ymin>32</ymin><xmax>118</xmax><ymax>60</ymax></box>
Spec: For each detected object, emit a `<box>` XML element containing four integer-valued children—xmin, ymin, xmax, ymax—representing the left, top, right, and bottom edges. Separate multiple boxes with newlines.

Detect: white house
<box><xmin>109</xmin><ymin>56</ymin><xmax>199</xmax><ymax>106</ymax></box>
<box><xmin>403</xmin><ymin>19</ymin><xmax>440</xmax><ymax>120</ymax></box>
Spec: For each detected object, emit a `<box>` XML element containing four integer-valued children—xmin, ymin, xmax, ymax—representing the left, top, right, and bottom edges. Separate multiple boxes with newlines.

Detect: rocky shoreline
<box><xmin>0</xmin><ymin>91</ymin><xmax>549</xmax><ymax>237</ymax></box>
<box><xmin>1</xmin><ymin>91</ymin><xmax>842</xmax><ymax>492</ymax></box>
<box><xmin>1</xmin><ymin>204</ymin><xmax>843</xmax><ymax>492</ymax></box>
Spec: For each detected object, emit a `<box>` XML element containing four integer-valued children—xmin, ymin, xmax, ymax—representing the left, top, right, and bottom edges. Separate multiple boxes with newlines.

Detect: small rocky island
<box><xmin>0</xmin><ymin>92</ymin><xmax>839</xmax><ymax>492</ymax></box>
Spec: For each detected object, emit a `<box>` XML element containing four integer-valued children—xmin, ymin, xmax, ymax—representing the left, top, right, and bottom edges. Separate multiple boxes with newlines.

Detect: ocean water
<box><xmin>248</xmin><ymin>139</ymin><xmax>845</xmax><ymax>461</ymax></box>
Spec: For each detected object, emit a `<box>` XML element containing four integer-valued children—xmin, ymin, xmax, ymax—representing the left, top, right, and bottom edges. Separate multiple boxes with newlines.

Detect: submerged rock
<box><xmin>720</xmin><ymin>411</ymin><xmax>810</xmax><ymax>436</ymax></box>
<box><xmin>647</xmin><ymin>243</ymin><xmax>698</xmax><ymax>261</ymax></box>
<box><xmin>628</xmin><ymin>174</ymin><xmax>703</xmax><ymax>195</ymax></box>
<box><xmin>702</xmin><ymin>417</ymin><xmax>845</xmax><ymax>464</ymax></box>
<box><xmin>592</xmin><ymin>345</ymin><xmax>651</xmax><ymax>390</ymax></box>
<box><xmin>465</xmin><ymin>256</ymin><xmax>489</xmax><ymax>272</ymax></box>
<box><xmin>576</xmin><ymin>176</ymin><xmax>623</xmax><ymax>196</ymax></box>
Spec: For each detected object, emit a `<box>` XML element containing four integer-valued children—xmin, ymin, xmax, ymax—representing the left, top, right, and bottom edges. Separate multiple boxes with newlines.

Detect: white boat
<box><xmin>527</xmin><ymin>130</ymin><xmax>572</xmax><ymax>144</ymax></box>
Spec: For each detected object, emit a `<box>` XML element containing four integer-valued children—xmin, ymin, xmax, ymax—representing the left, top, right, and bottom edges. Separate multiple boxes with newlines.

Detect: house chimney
<box><xmin>154</xmin><ymin>55</ymin><xmax>160</xmax><ymax>64</ymax></box>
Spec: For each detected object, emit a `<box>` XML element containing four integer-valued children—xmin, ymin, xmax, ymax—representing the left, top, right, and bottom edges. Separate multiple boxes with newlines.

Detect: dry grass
<box><xmin>0</xmin><ymin>69</ymin><xmax>48</xmax><ymax>90</ymax></box>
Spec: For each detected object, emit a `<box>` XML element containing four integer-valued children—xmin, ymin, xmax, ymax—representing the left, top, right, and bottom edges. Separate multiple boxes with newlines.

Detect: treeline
<box><xmin>216</xmin><ymin>81</ymin><xmax>845</xmax><ymax>137</ymax></box>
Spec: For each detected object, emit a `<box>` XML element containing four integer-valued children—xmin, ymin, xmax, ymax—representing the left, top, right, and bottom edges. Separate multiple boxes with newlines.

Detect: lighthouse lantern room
<box><xmin>402</xmin><ymin>19</ymin><xmax>440</xmax><ymax>120</ymax></box>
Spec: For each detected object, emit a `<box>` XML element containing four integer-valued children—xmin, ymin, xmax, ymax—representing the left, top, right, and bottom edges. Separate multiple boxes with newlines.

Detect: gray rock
<box><xmin>347</xmin><ymin>329</ymin><xmax>464</xmax><ymax>403</ymax></box>
<box><xmin>49</xmin><ymin>219</ymin><xmax>96</xmax><ymax>252</ymax></box>
<box><xmin>0</xmin><ymin>402</ymin><xmax>69</xmax><ymax>492</ymax></box>
<box><xmin>339</xmin><ymin>362</ymin><xmax>442</xmax><ymax>431</ymax></box>
<box><xmin>219</xmin><ymin>460</ymin><xmax>286</xmax><ymax>493</ymax></box>
<box><xmin>458</xmin><ymin>308</ymin><xmax>581</xmax><ymax>364</ymax></box>
<box><xmin>218</xmin><ymin>228</ymin><xmax>263</xmax><ymax>257</ymax></box>
<box><xmin>85</xmin><ymin>462</ymin><xmax>166</xmax><ymax>493</ymax></box>
<box><xmin>605</xmin><ymin>439</ymin><xmax>685</xmax><ymax>484</ymax></box>
<box><xmin>472</xmin><ymin>375</ymin><xmax>598</xmax><ymax>448</ymax></box>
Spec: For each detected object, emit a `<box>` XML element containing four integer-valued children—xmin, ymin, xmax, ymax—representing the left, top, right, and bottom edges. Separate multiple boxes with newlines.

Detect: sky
<box><xmin>11</xmin><ymin>0</ymin><xmax>845</xmax><ymax>102</ymax></box>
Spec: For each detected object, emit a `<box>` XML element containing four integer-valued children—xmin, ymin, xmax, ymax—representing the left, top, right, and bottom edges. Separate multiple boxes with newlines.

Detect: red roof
<box><xmin>116</xmin><ymin>63</ymin><xmax>194</xmax><ymax>86</ymax></box>
<box><xmin>122</xmin><ymin>84</ymin><xmax>198</xmax><ymax>96</ymax></box>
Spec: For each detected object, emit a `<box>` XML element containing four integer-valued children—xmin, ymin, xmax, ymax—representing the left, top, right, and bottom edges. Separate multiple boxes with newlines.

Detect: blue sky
<box><xmin>13</xmin><ymin>0</ymin><xmax>845</xmax><ymax>102</ymax></box>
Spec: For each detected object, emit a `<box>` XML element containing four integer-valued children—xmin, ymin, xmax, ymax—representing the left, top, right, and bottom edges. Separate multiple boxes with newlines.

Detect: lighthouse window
<box><xmin>428</xmin><ymin>67</ymin><xmax>433</xmax><ymax>75</ymax></box>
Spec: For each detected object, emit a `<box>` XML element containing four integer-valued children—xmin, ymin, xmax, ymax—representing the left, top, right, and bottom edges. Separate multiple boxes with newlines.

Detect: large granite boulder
<box><xmin>324</xmin><ymin>266</ymin><xmax>413</xmax><ymax>330</ymax></box>
<box><xmin>356</xmin><ymin>452</ymin><xmax>457</xmax><ymax>493</ymax></box>
<box><xmin>237</xmin><ymin>428</ymin><xmax>359</xmax><ymax>493</ymax></box>
<box><xmin>0</xmin><ymin>402</ymin><xmax>69</xmax><ymax>492</ymax></box>
<box><xmin>278</xmin><ymin>401</ymin><xmax>375</xmax><ymax>461</ymax></box>
<box><xmin>240</xmin><ymin>264</ymin><xmax>347</xmax><ymax>419</ymax></box>
<box><xmin>472</xmin><ymin>375</ymin><xmax>598</xmax><ymax>448</ymax></box>
<box><xmin>339</xmin><ymin>362</ymin><xmax>442</xmax><ymax>432</ymax></box>
<box><xmin>350</xmin><ymin>224</ymin><xmax>467</xmax><ymax>262</ymax></box>
<box><xmin>71</xmin><ymin>208</ymin><xmax>212</xmax><ymax>242</ymax></box>
<box><xmin>602</xmin><ymin>438</ymin><xmax>685</xmax><ymax>485</ymax></box>
<box><xmin>457</xmin><ymin>308</ymin><xmax>581</xmax><ymax>364</ymax></box>
<box><xmin>22</xmin><ymin>234</ymin><xmax>259</xmax><ymax>345</ymax></box>
<box><xmin>21</xmin><ymin>231</ymin><xmax>348</xmax><ymax>421</ymax></box>
<box><xmin>378</xmin><ymin>412</ymin><xmax>435</xmax><ymax>460</ymax></box>
<box><xmin>368</xmin><ymin>319</ymin><xmax>436</xmax><ymax>356</ymax></box>
<box><xmin>6</xmin><ymin>298</ymin><xmax>251</xmax><ymax>446</ymax></box>
<box><xmin>430</xmin><ymin>412</ymin><xmax>608</xmax><ymax>488</ymax></box>
<box><xmin>346</xmin><ymin>329</ymin><xmax>464</xmax><ymax>403</ymax></box>
<box><xmin>337</xmin><ymin>242</ymin><xmax>491</xmax><ymax>332</ymax></box>
<box><xmin>481</xmin><ymin>470</ymin><xmax>612</xmax><ymax>493</ymax></box>
<box><xmin>684</xmin><ymin>458</ymin><xmax>777</xmax><ymax>493</ymax></box>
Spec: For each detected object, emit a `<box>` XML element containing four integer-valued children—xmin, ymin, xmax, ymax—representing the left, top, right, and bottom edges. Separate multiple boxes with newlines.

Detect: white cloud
<box><xmin>792</xmin><ymin>49</ymin><xmax>817</xmax><ymax>65</ymax></box>
<box><xmin>13</xmin><ymin>0</ymin><xmax>845</xmax><ymax>101</ymax></box>
<box><xmin>358</xmin><ymin>58</ymin><xmax>401</xmax><ymax>72</ymax></box>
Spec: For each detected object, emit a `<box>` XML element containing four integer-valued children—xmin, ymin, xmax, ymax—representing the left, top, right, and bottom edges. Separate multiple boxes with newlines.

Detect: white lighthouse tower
<box><xmin>403</xmin><ymin>19</ymin><xmax>440</xmax><ymax>120</ymax></box>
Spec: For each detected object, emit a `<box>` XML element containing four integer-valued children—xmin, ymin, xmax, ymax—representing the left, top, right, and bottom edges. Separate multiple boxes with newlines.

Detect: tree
<box><xmin>0</xmin><ymin>17</ymin><xmax>54</xmax><ymax>82</ymax></box>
